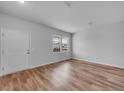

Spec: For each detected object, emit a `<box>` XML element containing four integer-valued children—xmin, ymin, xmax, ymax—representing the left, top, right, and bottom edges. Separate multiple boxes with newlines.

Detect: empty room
<box><xmin>0</xmin><ymin>0</ymin><xmax>124</xmax><ymax>91</ymax></box>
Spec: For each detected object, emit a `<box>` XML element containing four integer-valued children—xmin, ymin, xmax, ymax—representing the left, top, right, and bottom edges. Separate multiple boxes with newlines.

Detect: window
<box><xmin>61</xmin><ymin>37</ymin><xmax>69</xmax><ymax>52</ymax></box>
<box><xmin>52</xmin><ymin>35</ymin><xmax>61</xmax><ymax>52</ymax></box>
<box><xmin>52</xmin><ymin>35</ymin><xmax>69</xmax><ymax>52</ymax></box>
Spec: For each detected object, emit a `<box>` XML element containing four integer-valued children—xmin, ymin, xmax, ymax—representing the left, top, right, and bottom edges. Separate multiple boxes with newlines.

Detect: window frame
<box><xmin>61</xmin><ymin>36</ymin><xmax>69</xmax><ymax>52</ymax></box>
<box><xmin>52</xmin><ymin>34</ymin><xmax>61</xmax><ymax>53</ymax></box>
<box><xmin>52</xmin><ymin>34</ymin><xmax>69</xmax><ymax>53</ymax></box>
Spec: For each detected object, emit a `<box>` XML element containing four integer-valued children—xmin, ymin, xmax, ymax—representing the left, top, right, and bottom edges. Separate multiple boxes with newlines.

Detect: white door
<box><xmin>1</xmin><ymin>28</ymin><xmax>30</xmax><ymax>75</ymax></box>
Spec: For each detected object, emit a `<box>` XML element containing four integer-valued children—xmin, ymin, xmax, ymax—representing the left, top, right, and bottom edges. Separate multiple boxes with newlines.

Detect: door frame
<box><xmin>0</xmin><ymin>27</ymin><xmax>31</xmax><ymax>76</ymax></box>
<box><xmin>0</xmin><ymin>27</ymin><xmax>4</xmax><ymax>76</ymax></box>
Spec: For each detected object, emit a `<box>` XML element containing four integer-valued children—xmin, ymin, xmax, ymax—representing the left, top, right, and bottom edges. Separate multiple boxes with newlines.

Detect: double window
<box><xmin>52</xmin><ymin>35</ymin><xmax>69</xmax><ymax>52</ymax></box>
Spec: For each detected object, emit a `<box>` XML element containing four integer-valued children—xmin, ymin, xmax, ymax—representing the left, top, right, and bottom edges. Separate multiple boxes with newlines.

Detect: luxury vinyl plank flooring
<box><xmin>0</xmin><ymin>59</ymin><xmax>124</xmax><ymax>91</ymax></box>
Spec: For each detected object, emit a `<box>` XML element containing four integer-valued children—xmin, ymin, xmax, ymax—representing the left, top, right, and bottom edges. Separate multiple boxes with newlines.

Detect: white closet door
<box><xmin>2</xmin><ymin>28</ymin><xmax>30</xmax><ymax>75</ymax></box>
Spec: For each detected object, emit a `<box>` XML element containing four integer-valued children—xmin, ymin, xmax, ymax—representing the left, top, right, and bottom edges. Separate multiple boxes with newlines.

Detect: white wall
<box><xmin>0</xmin><ymin>13</ymin><xmax>72</xmax><ymax>75</ymax></box>
<box><xmin>73</xmin><ymin>21</ymin><xmax>124</xmax><ymax>68</ymax></box>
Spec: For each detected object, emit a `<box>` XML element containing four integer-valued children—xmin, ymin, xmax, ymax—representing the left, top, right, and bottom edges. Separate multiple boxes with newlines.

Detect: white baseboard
<box><xmin>0</xmin><ymin>72</ymin><xmax>2</xmax><ymax>76</ymax></box>
<box><xmin>30</xmin><ymin>58</ymin><xmax>71</xmax><ymax>69</ymax></box>
<box><xmin>0</xmin><ymin>58</ymin><xmax>71</xmax><ymax>76</ymax></box>
<box><xmin>73</xmin><ymin>57</ymin><xmax>124</xmax><ymax>69</ymax></box>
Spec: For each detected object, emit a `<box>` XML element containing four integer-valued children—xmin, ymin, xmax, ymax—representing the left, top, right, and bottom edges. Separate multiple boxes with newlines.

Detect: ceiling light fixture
<box><xmin>65</xmin><ymin>1</ymin><xmax>71</xmax><ymax>7</ymax></box>
<box><xmin>88</xmin><ymin>22</ymin><xmax>93</xmax><ymax>26</ymax></box>
<box><xmin>19</xmin><ymin>0</ymin><xmax>25</xmax><ymax>3</ymax></box>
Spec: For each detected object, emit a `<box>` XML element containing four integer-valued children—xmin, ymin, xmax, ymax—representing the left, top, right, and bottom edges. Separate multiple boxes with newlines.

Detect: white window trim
<box><xmin>52</xmin><ymin>34</ymin><xmax>69</xmax><ymax>53</ymax></box>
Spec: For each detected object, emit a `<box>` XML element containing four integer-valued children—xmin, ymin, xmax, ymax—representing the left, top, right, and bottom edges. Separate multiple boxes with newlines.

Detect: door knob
<box><xmin>27</xmin><ymin>50</ymin><xmax>30</xmax><ymax>54</ymax></box>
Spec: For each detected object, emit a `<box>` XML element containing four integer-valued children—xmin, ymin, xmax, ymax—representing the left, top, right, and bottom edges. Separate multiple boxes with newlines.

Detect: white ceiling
<box><xmin>0</xmin><ymin>1</ymin><xmax>124</xmax><ymax>33</ymax></box>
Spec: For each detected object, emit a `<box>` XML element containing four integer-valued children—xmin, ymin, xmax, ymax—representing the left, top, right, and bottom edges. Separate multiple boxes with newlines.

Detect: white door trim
<box><xmin>1</xmin><ymin>28</ymin><xmax>31</xmax><ymax>76</ymax></box>
<box><xmin>0</xmin><ymin>27</ymin><xmax>4</xmax><ymax>76</ymax></box>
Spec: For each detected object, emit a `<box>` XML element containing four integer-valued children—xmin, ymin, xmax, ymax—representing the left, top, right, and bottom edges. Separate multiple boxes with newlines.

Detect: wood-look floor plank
<box><xmin>0</xmin><ymin>59</ymin><xmax>124</xmax><ymax>91</ymax></box>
